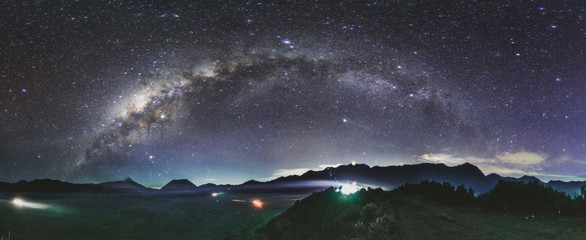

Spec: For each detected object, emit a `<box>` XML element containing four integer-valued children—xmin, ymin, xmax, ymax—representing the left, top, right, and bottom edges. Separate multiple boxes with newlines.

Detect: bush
<box><xmin>479</xmin><ymin>180</ymin><xmax>573</xmax><ymax>216</ymax></box>
<box><xmin>353</xmin><ymin>202</ymin><xmax>397</xmax><ymax>240</ymax></box>
<box><xmin>395</xmin><ymin>180</ymin><xmax>476</xmax><ymax>206</ymax></box>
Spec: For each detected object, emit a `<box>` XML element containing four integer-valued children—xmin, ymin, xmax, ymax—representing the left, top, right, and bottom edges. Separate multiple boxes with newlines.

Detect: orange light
<box><xmin>251</xmin><ymin>199</ymin><xmax>263</xmax><ymax>208</ymax></box>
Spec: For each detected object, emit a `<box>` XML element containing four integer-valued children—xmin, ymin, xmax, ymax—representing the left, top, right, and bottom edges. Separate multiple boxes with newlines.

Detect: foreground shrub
<box><xmin>395</xmin><ymin>180</ymin><xmax>476</xmax><ymax>206</ymax></box>
<box><xmin>479</xmin><ymin>180</ymin><xmax>574</xmax><ymax>216</ymax></box>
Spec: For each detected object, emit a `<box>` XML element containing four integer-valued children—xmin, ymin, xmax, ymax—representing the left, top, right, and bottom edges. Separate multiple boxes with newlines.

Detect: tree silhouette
<box><xmin>480</xmin><ymin>180</ymin><xmax>574</xmax><ymax>216</ymax></box>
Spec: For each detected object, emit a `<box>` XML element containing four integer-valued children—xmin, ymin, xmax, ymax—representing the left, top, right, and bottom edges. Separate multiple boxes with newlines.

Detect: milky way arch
<box><xmin>74</xmin><ymin>53</ymin><xmax>485</xmax><ymax>179</ymax></box>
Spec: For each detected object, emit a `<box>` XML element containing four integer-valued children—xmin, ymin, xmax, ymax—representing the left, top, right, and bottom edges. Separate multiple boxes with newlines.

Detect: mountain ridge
<box><xmin>0</xmin><ymin>163</ymin><xmax>583</xmax><ymax>195</ymax></box>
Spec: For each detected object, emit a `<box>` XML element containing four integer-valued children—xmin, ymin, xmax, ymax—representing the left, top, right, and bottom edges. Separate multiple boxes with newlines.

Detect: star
<box><xmin>0</xmin><ymin>0</ymin><xmax>582</xmax><ymax>185</ymax></box>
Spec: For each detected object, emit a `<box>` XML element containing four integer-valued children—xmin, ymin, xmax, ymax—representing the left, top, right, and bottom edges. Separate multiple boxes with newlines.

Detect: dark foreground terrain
<box><xmin>2</xmin><ymin>180</ymin><xmax>586</xmax><ymax>240</ymax></box>
<box><xmin>259</xmin><ymin>181</ymin><xmax>586</xmax><ymax>240</ymax></box>
<box><xmin>0</xmin><ymin>192</ymin><xmax>300</xmax><ymax>240</ymax></box>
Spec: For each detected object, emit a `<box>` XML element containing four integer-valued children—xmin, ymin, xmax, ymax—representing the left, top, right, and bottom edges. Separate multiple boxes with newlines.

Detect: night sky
<box><xmin>1</xmin><ymin>1</ymin><xmax>584</xmax><ymax>186</ymax></box>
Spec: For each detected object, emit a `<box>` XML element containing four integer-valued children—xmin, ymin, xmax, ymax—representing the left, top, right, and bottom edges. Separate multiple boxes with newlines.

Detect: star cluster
<box><xmin>0</xmin><ymin>1</ymin><xmax>584</xmax><ymax>185</ymax></box>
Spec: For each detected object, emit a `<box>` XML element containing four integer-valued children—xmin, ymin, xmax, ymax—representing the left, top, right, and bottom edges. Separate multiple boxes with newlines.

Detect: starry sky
<box><xmin>1</xmin><ymin>1</ymin><xmax>584</xmax><ymax>186</ymax></box>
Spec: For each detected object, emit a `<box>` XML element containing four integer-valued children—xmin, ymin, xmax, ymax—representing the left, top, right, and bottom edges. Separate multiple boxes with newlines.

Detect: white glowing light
<box><xmin>11</xmin><ymin>198</ymin><xmax>49</xmax><ymax>209</ymax></box>
<box><xmin>351</xmin><ymin>161</ymin><xmax>356</xmax><ymax>166</ymax></box>
<box><xmin>13</xmin><ymin>198</ymin><xmax>24</xmax><ymax>207</ymax></box>
<box><xmin>211</xmin><ymin>192</ymin><xmax>218</xmax><ymax>197</ymax></box>
<box><xmin>340</xmin><ymin>186</ymin><xmax>357</xmax><ymax>195</ymax></box>
<box><xmin>339</xmin><ymin>181</ymin><xmax>359</xmax><ymax>195</ymax></box>
<box><xmin>160</xmin><ymin>114</ymin><xmax>166</xmax><ymax>119</ymax></box>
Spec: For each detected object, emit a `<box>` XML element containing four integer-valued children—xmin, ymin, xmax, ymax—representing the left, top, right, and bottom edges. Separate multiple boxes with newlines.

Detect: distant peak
<box><xmin>243</xmin><ymin>179</ymin><xmax>261</xmax><ymax>185</ymax></box>
<box><xmin>519</xmin><ymin>175</ymin><xmax>541</xmax><ymax>182</ymax></box>
<box><xmin>455</xmin><ymin>162</ymin><xmax>484</xmax><ymax>174</ymax></box>
<box><xmin>172</xmin><ymin>179</ymin><xmax>195</xmax><ymax>185</ymax></box>
<box><xmin>160</xmin><ymin>179</ymin><xmax>197</xmax><ymax>191</ymax></box>
<box><xmin>169</xmin><ymin>179</ymin><xmax>192</xmax><ymax>183</ymax></box>
<box><xmin>457</xmin><ymin>162</ymin><xmax>478</xmax><ymax>169</ymax></box>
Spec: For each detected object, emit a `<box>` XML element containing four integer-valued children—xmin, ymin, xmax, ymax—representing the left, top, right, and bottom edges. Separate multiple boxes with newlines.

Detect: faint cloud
<box><xmin>318</xmin><ymin>163</ymin><xmax>342</xmax><ymax>169</ymax></box>
<box><xmin>548</xmin><ymin>155</ymin><xmax>586</xmax><ymax>166</ymax></box>
<box><xmin>419</xmin><ymin>153</ymin><xmax>466</xmax><ymax>165</ymax></box>
<box><xmin>478</xmin><ymin>165</ymin><xmax>537</xmax><ymax>176</ymax></box>
<box><xmin>419</xmin><ymin>153</ymin><xmax>493</xmax><ymax>165</ymax></box>
<box><xmin>496</xmin><ymin>151</ymin><xmax>547</xmax><ymax>165</ymax></box>
<box><xmin>417</xmin><ymin>151</ymin><xmax>571</xmax><ymax>180</ymax></box>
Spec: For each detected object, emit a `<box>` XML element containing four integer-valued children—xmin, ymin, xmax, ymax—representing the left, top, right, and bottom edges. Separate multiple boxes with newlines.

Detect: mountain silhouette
<box><xmin>261</xmin><ymin>163</ymin><xmax>490</xmax><ymax>193</ymax></box>
<box><xmin>251</xmin><ymin>163</ymin><xmax>582</xmax><ymax>195</ymax></box>
<box><xmin>98</xmin><ymin>177</ymin><xmax>153</xmax><ymax>193</ymax></box>
<box><xmin>3</xmin><ymin>179</ymin><xmax>101</xmax><ymax>193</ymax></box>
<box><xmin>0</xmin><ymin>178</ymin><xmax>152</xmax><ymax>193</ymax></box>
<box><xmin>0</xmin><ymin>163</ymin><xmax>584</xmax><ymax>195</ymax></box>
<box><xmin>160</xmin><ymin>179</ymin><xmax>197</xmax><ymax>191</ymax></box>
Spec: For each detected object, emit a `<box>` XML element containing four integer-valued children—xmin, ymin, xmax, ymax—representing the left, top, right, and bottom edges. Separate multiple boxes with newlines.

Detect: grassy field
<box><xmin>393</xmin><ymin>194</ymin><xmax>586</xmax><ymax>240</ymax></box>
<box><xmin>0</xmin><ymin>192</ymin><xmax>301</xmax><ymax>240</ymax></box>
<box><xmin>259</xmin><ymin>186</ymin><xmax>586</xmax><ymax>240</ymax></box>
